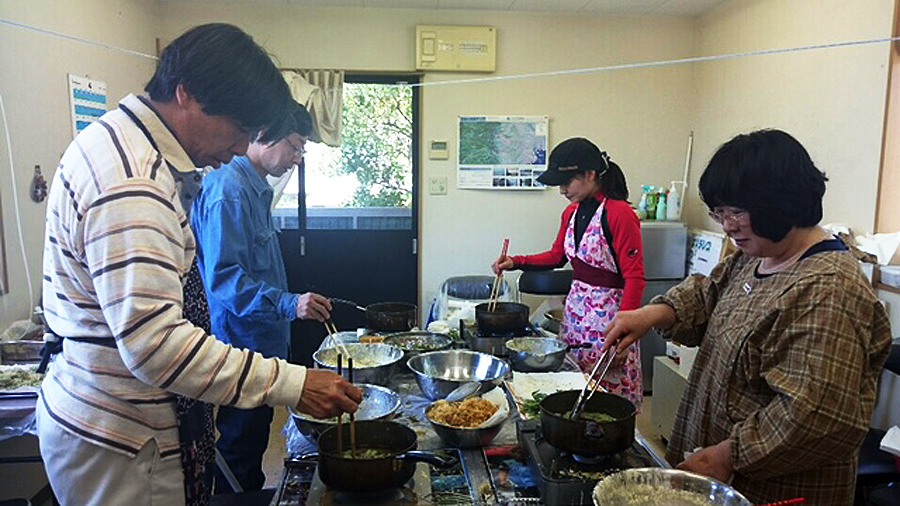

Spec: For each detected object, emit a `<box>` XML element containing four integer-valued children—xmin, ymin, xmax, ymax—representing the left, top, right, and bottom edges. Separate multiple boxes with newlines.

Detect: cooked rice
<box><xmin>427</xmin><ymin>397</ymin><xmax>498</xmax><ymax>427</ymax></box>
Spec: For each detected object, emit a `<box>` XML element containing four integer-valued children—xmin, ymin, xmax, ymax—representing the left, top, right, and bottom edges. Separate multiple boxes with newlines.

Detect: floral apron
<box><xmin>560</xmin><ymin>198</ymin><xmax>643</xmax><ymax>408</ymax></box>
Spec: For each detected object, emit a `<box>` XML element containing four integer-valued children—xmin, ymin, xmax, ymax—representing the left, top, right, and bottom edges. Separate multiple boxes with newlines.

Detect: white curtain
<box><xmin>269</xmin><ymin>69</ymin><xmax>344</xmax><ymax>210</ymax></box>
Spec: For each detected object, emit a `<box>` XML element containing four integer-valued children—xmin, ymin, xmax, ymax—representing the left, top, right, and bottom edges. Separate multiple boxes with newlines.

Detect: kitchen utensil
<box><xmin>569</xmin><ymin>346</ymin><xmax>616</xmax><ymax>420</ymax></box>
<box><xmin>505</xmin><ymin>337</ymin><xmax>590</xmax><ymax>372</ymax></box>
<box><xmin>289</xmin><ymin>383</ymin><xmax>401</xmax><ymax>438</ymax></box>
<box><xmin>489</xmin><ymin>238</ymin><xmax>510</xmax><ymax>311</ymax></box>
<box><xmin>348</xmin><ymin>357</ymin><xmax>357</xmax><ymax>459</ymax></box>
<box><xmin>313</xmin><ymin>343</ymin><xmax>402</xmax><ymax>386</ymax></box>
<box><xmin>540</xmin><ymin>389</ymin><xmax>636</xmax><ymax>456</ymax></box>
<box><xmin>592</xmin><ymin>468</ymin><xmax>752</xmax><ymax>506</ymax></box>
<box><xmin>474</xmin><ymin>301</ymin><xmax>530</xmax><ymax>336</ymax></box>
<box><xmin>406</xmin><ymin>349</ymin><xmax>510</xmax><ymax>400</ymax></box>
<box><xmin>329</xmin><ymin>297</ymin><xmax>366</xmax><ymax>312</ymax></box>
<box><xmin>314</xmin><ymin>420</ymin><xmax>456</xmax><ymax>493</ymax></box>
<box><xmin>382</xmin><ymin>331</ymin><xmax>453</xmax><ymax>366</ymax></box>
<box><xmin>336</xmin><ymin>355</ymin><xmax>343</xmax><ymax>455</ymax></box>
<box><xmin>322</xmin><ymin>319</ymin><xmax>351</xmax><ymax>359</ymax></box>
<box><xmin>365</xmin><ymin>302</ymin><xmax>417</xmax><ymax>332</ymax></box>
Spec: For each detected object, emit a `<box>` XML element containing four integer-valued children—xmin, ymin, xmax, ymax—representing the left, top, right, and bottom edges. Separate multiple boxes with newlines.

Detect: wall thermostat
<box><xmin>429</xmin><ymin>140</ymin><xmax>449</xmax><ymax>160</ymax></box>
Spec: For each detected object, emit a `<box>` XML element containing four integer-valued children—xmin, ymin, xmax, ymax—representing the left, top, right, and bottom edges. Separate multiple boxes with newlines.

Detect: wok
<box><xmin>475</xmin><ymin>302</ymin><xmax>529</xmax><ymax>336</ymax></box>
<box><xmin>331</xmin><ymin>299</ymin><xmax>417</xmax><ymax>332</ymax></box>
<box><xmin>315</xmin><ymin>420</ymin><xmax>456</xmax><ymax>492</ymax></box>
<box><xmin>539</xmin><ymin>389</ymin><xmax>636</xmax><ymax>456</ymax></box>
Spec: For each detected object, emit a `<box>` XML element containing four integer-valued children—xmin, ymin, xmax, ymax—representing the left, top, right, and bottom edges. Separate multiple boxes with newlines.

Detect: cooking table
<box><xmin>273</xmin><ymin>357</ymin><xmax>668</xmax><ymax>505</ymax></box>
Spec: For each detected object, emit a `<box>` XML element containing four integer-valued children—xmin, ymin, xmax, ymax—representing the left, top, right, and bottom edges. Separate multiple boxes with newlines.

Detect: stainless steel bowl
<box><xmin>592</xmin><ymin>468</ymin><xmax>752</xmax><ymax>506</ymax></box>
<box><xmin>406</xmin><ymin>350</ymin><xmax>510</xmax><ymax>400</ymax></box>
<box><xmin>505</xmin><ymin>337</ymin><xmax>568</xmax><ymax>372</ymax></box>
<box><xmin>313</xmin><ymin>343</ymin><xmax>402</xmax><ymax>386</ymax></box>
<box><xmin>426</xmin><ymin>410</ymin><xmax>508</xmax><ymax>448</ymax></box>
<box><xmin>383</xmin><ymin>331</ymin><xmax>453</xmax><ymax>366</ymax></box>
<box><xmin>289</xmin><ymin>383</ymin><xmax>401</xmax><ymax>438</ymax></box>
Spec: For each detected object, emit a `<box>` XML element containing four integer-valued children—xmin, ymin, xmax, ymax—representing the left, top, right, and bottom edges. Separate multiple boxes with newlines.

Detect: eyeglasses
<box><xmin>708</xmin><ymin>208</ymin><xmax>749</xmax><ymax>225</ymax></box>
<box><xmin>285</xmin><ymin>137</ymin><xmax>306</xmax><ymax>157</ymax></box>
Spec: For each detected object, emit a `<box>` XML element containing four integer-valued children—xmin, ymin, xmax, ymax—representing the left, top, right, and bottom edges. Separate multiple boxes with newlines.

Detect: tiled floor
<box><xmin>259</xmin><ymin>393</ymin><xmax>668</xmax><ymax>488</ymax></box>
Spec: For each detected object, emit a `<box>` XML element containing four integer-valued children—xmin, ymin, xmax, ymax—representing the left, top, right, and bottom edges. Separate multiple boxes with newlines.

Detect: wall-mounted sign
<box><xmin>457</xmin><ymin>115</ymin><xmax>548</xmax><ymax>190</ymax></box>
<box><xmin>68</xmin><ymin>74</ymin><xmax>107</xmax><ymax>138</ymax></box>
<box><xmin>687</xmin><ymin>229</ymin><xmax>730</xmax><ymax>276</ymax></box>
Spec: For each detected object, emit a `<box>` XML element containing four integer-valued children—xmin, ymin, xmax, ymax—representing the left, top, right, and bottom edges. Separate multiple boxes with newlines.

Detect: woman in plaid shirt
<box><xmin>604</xmin><ymin>129</ymin><xmax>892</xmax><ymax>505</ymax></box>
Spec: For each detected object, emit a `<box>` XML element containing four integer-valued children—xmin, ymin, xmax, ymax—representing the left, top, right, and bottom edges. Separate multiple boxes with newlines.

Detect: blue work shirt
<box><xmin>191</xmin><ymin>156</ymin><xmax>298</xmax><ymax>359</ymax></box>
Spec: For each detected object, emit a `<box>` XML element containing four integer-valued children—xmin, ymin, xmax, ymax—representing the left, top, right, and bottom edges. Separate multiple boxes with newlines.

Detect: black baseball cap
<box><xmin>537</xmin><ymin>137</ymin><xmax>607</xmax><ymax>186</ymax></box>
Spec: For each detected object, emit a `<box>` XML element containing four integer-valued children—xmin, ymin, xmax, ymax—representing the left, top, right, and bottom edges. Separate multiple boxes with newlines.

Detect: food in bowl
<box><xmin>593</xmin><ymin>483</ymin><xmax>715</xmax><ymax>505</ymax></box>
<box><xmin>427</xmin><ymin>397</ymin><xmax>498</xmax><ymax>428</ymax></box>
<box><xmin>314</xmin><ymin>343</ymin><xmax>401</xmax><ymax>368</ymax></box>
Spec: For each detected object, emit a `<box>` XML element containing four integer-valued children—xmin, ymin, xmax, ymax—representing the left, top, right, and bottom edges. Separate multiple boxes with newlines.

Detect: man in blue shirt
<box><xmin>192</xmin><ymin>103</ymin><xmax>331</xmax><ymax>491</ymax></box>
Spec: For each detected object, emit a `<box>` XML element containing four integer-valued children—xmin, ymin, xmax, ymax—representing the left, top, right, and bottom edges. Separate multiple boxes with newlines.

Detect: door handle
<box><xmin>300</xmin><ymin>235</ymin><xmax>306</xmax><ymax>257</ymax></box>
<box><xmin>412</xmin><ymin>238</ymin><xmax>417</xmax><ymax>255</ymax></box>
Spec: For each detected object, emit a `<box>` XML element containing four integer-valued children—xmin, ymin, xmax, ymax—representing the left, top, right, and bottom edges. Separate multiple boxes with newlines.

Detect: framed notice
<box><xmin>687</xmin><ymin>229</ymin><xmax>731</xmax><ymax>276</ymax></box>
<box><xmin>457</xmin><ymin>115</ymin><xmax>548</xmax><ymax>189</ymax></box>
<box><xmin>68</xmin><ymin>74</ymin><xmax>107</xmax><ymax>138</ymax></box>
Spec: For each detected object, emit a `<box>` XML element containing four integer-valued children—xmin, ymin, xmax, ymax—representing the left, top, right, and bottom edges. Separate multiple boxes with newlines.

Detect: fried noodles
<box><xmin>427</xmin><ymin>397</ymin><xmax>498</xmax><ymax>427</ymax></box>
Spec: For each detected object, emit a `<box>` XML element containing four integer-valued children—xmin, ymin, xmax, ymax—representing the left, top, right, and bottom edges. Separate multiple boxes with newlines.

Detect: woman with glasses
<box><xmin>491</xmin><ymin>137</ymin><xmax>646</xmax><ymax>408</ymax></box>
<box><xmin>603</xmin><ymin>129</ymin><xmax>891</xmax><ymax>505</ymax></box>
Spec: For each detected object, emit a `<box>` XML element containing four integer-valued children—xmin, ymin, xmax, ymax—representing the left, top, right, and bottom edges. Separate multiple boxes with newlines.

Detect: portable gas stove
<box><xmin>460</xmin><ymin>320</ymin><xmax>545</xmax><ymax>356</ymax></box>
<box><xmin>517</xmin><ymin>418</ymin><xmax>668</xmax><ymax>505</ymax></box>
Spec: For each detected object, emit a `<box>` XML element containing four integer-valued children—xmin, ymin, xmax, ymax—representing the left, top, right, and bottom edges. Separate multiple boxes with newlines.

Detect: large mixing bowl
<box><xmin>383</xmin><ymin>331</ymin><xmax>453</xmax><ymax>366</ymax></box>
<box><xmin>505</xmin><ymin>337</ymin><xmax>574</xmax><ymax>372</ymax></box>
<box><xmin>289</xmin><ymin>383</ymin><xmax>401</xmax><ymax>439</ymax></box>
<box><xmin>592</xmin><ymin>468</ymin><xmax>752</xmax><ymax>506</ymax></box>
<box><xmin>425</xmin><ymin>387</ymin><xmax>510</xmax><ymax>448</ymax></box>
<box><xmin>407</xmin><ymin>350</ymin><xmax>510</xmax><ymax>400</ymax></box>
<box><xmin>313</xmin><ymin>343</ymin><xmax>402</xmax><ymax>386</ymax></box>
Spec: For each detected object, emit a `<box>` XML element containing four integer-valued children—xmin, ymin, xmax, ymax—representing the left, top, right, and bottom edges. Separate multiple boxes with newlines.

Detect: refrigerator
<box><xmin>638</xmin><ymin>221</ymin><xmax>688</xmax><ymax>393</ymax></box>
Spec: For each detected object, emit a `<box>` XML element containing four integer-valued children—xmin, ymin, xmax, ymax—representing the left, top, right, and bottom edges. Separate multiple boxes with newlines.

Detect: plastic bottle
<box><xmin>637</xmin><ymin>191</ymin><xmax>648</xmax><ymax>219</ymax></box>
<box><xmin>655</xmin><ymin>190</ymin><xmax>667</xmax><ymax>220</ymax></box>
<box><xmin>644</xmin><ymin>185</ymin><xmax>658</xmax><ymax>219</ymax></box>
<box><xmin>666</xmin><ymin>181</ymin><xmax>681</xmax><ymax>221</ymax></box>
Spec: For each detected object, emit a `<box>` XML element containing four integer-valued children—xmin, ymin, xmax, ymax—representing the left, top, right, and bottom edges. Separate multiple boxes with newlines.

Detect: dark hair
<box><xmin>599</xmin><ymin>158</ymin><xmax>629</xmax><ymax>201</ymax></box>
<box><xmin>291</xmin><ymin>103</ymin><xmax>313</xmax><ymax>138</ymax></box>
<box><xmin>145</xmin><ymin>23</ymin><xmax>292</xmax><ymax>143</ymax></box>
<box><xmin>698</xmin><ymin>129</ymin><xmax>827</xmax><ymax>242</ymax></box>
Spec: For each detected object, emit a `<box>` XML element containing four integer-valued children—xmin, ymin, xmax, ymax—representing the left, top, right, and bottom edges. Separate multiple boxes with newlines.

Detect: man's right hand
<box><xmin>295</xmin><ymin>369</ymin><xmax>362</xmax><ymax>419</ymax></box>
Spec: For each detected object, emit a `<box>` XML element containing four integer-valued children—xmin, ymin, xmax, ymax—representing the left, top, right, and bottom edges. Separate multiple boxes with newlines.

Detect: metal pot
<box><xmin>315</xmin><ymin>420</ymin><xmax>456</xmax><ymax>492</ymax></box>
<box><xmin>475</xmin><ymin>302</ymin><xmax>529</xmax><ymax>336</ymax></box>
<box><xmin>539</xmin><ymin>389</ymin><xmax>636</xmax><ymax>456</ymax></box>
<box><xmin>365</xmin><ymin>302</ymin><xmax>417</xmax><ymax>332</ymax></box>
<box><xmin>504</xmin><ymin>338</ymin><xmax>590</xmax><ymax>372</ymax></box>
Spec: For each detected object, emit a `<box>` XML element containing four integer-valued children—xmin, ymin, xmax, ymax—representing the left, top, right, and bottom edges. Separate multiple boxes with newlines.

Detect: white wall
<box><xmin>0</xmin><ymin>0</ymin><xmax>895</xmax><ymax>332</ymax></box>
<box><xmin>0</xmin><ymin>0</ymin><xmax>159</xmax><ymax>332</ymax></box>
<box><xmin>685</xmin><ymin>0</ymin><xmax>893</xmax><ymax>233</ymax></box>
<box><xmin>156</xmin><ymin>3</ymin><xmax>699</xmax><ymax>316</ymax></box>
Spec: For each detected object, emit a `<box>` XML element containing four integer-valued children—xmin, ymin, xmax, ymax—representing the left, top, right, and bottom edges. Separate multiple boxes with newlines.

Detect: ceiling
<box><xmin>172</xmin><ymin>0</ymin><xmax>729</xmax><ymax>17</ymax></box>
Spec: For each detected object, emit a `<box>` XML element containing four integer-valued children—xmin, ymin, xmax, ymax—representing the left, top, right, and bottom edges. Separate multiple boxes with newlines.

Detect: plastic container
<box><xmin>666</xmin><ymin>181</ymin><xmax>681</xmax><ymax>221</ymax></box>
<box><xmin>881</xmin><ymin>265</ymin><xmax>900</xmax><ymax>288</ymax></box>
<box><xmin>655</xmin><ymin>192</ymin><xmax>667</xmax><ymax>220</ymax></box>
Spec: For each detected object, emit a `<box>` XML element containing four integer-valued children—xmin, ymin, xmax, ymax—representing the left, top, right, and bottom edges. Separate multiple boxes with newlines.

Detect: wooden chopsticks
<box><xmin>348</xmin><ymin>357</ymin><xmax>357</xmax><ymax>459</ymax></box>
<box><xmin>489</xmin><ymin>238</ymin><xmax>510</xmax><ymax>311</ymax></box>
<box><xmin>336</xmin><ymin>354</ymin><xmax>343</xmax><ymax>456</ymax></box>
<box><xmin>323</xmin><ymin>319</ymin><xmax>351</xmax><ymax>358</ymax></box>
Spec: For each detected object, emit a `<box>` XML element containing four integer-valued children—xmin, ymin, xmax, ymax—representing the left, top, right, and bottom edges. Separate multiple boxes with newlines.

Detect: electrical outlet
<box><xmin>428</xmin><ymin>176</ymin><xmax>448</xmax><ymax>195</ymax></box>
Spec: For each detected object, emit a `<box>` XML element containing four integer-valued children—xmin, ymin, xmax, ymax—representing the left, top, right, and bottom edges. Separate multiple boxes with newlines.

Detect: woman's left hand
<box><xmin>676</xmin><ymin>439</ymin><xmax>734</xmax><ymax>483</ymax></box>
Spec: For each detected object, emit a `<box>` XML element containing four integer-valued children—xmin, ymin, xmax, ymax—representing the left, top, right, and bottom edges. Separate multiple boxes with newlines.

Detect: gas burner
<box><xmin>570</xmin><ymin>452</ymin><xmax>613</xmax><ymax>465</ymax></box>
<box><xmin>322</xmin><ymin>487</ymin><xmax>417</xmax><ymax>505</ymax></box>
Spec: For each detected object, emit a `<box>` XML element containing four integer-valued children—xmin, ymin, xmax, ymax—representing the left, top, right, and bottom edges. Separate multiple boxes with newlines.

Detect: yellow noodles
<box><xmin>427</xmin><ymin>397</ymin><xmax>498</xmax><ymax>428</ymax></box>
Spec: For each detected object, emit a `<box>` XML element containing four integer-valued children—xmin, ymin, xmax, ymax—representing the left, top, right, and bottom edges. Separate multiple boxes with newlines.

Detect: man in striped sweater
<box><xmin>37</xmin><ymin>23</ymin><xmax>361</xmax><ymax>506</ymax></box>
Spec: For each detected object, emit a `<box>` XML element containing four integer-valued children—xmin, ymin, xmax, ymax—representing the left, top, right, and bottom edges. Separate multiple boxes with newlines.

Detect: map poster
<box><xmin>457</xmin><ymin>115</ymin><xmax>548</xmax><ymax>190</ymax></box>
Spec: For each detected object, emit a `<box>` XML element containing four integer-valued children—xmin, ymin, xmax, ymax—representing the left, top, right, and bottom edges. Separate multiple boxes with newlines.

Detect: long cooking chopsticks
<box><xmin>489</xmin><ymin>238</ymin><xmax>510</xmax><ymax>311</ymax></box>
<box><xmin>323</xmin><ymin>319</ymin><xmax>351</xmax><ymax>358</ymax></box>
<box><xmin>336</xmin><ymin>354</ymin><xmax>343</xmax><ymax>456</ymax></box>
<box><xmin>348</xmin><ymin>357</ymin><xmax>357</xmax><ymax>459</ymax></box>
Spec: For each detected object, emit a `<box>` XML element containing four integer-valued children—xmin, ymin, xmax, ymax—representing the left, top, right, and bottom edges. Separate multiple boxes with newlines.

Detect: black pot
<box><xmin>475</xmin><ymin>302</ymin><xmax>530</xmax><ymax>336</ymax></box>
<box><xmin>365</xmin><ymin>302</ymin><xmax>417</xmax><ymax>332</ymax></box>
<box><xmin>316</xmin><ymin>420</ymin><xmax>455</xmax><ymax>492</ymax></box>
<box><xmin>539</xmin><ymin>389</ymin><xmax>636</xmax><ymax>456</ymax></box>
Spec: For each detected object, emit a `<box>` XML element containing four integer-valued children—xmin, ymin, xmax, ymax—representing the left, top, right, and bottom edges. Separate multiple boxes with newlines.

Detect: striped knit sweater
<box><xmin>40</xmin><ymin>94</ymin><xmax>306</xmax><ymax>460</ymax></box>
